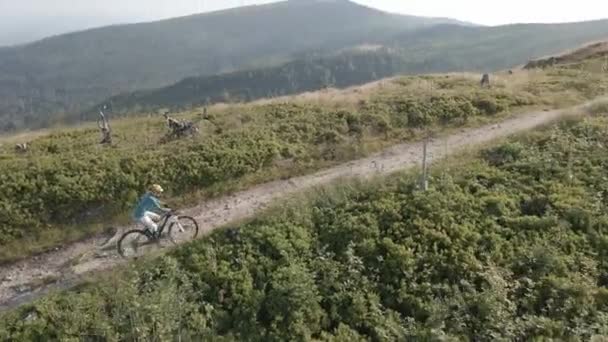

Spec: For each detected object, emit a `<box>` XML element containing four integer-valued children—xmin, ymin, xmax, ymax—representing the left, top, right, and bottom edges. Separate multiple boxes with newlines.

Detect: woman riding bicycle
<box><xmin>119</xmin><ymin>184</ymin><xmax>198</xmax><ymax>258</ymax></box>
<box><xmin>132</xmin><ymin>184</ymin><xmax>171</xmax><ymax>235</ymax></box>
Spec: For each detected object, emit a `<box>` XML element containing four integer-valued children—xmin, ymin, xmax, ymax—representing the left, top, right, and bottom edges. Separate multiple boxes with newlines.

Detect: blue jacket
<box><xmin>132</xmin><ymin>192</ymin><xmax>162</xmax><ymax>220</ymax></box>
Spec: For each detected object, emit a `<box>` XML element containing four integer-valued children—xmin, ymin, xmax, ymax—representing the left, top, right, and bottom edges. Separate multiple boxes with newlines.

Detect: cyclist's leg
<box><xmin>141</xmin><ymin>212</ymin><xmax>159</xmax><ymax>233</ymax></box>
<box><xmin>149</xmin><ymin>211</ymin><xmax>161</xmax><ymax>222</ymax></box>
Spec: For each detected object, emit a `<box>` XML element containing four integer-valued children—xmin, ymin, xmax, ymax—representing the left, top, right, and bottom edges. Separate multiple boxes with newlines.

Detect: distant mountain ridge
<box><xmin>0</xmin><ymin>0</ymin><xmax>464</xmax><ymax>131</ymax></box>
<box><xmin>2</xmin><ymin>0</ymin><xmax>608</xmax><ymax>131</ymax></box>
<box><xmin>0</xmin><ymin>15</ymin><xmax>136</xmax><ymax>47</ymax></box>
<box><xmin>98</xmin><ymin>21</ymin><xmax>608</xmax><ymax>118</ymax></box>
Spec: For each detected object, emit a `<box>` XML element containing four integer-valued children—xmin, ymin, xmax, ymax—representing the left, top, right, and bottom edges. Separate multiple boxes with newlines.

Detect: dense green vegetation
<box><xmin>0</xmin><ymin>73</ymin><xmax>543</xmax><ymax>262</ymax></box>
<box><xmin>0</xmin><ymin>0</ymin><xmax>461</xmax><ymax>131</ymax></box>
<box><xmin>3</xmin><ymin>104</ymin><xmax>608</xmax><ymax>340</ymax></box>
<box><xmin>1</xmin><ymin>53</ymin><xmax>607</xmax><ymax>262</ymax></box>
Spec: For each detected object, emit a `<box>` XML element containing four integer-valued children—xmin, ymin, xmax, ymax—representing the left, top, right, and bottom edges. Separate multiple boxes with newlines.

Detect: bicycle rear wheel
<box><xmin>168</xmin><ymin>216</ymin><xmax>199</xmax><ymax>245</ymax></box>
<box><xmin>117</xmin><ymin>230</ymin><xmax>157</xmax><ymax>258</ymax></box>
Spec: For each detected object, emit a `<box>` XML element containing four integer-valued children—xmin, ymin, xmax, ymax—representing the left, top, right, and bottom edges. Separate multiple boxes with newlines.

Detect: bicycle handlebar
<box><xmin>162</xmin><ymin>209</ymin><xmax>180</xmax><ymax>217</ymax></box>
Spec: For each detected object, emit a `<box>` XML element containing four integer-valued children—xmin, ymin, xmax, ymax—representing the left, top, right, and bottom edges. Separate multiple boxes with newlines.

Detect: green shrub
<box><xmin>482</xmin><ymin>142</ymin><xmax>525</xmax><ymax>166</ymax></box>
<box><xmin>5</xmin><ymin>116</ymin><xmax>608</xmax><ymax>339</ymax></box>
<box><xmin>0</xmin><ymin>87</ymin><xmax>538</xmax><ymax>254</ymax></box>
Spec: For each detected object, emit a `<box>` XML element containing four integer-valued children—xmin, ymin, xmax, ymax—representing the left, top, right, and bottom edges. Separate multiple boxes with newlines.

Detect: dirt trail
<box><xmin>0</xmin><ymin>100</ymin><xmax>602</xmax><ymax>311</ymax></box>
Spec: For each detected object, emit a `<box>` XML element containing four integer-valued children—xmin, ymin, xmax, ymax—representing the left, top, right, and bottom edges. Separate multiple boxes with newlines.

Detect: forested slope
<box><xmin>100</xmin><ymin>25</ymin><xmax>608</xmax><ymax>117</ymax></box>
<box><xmin>100</xmin><ymin>49</ymin><xmax>406</xmax><ymax>116</ymax></box>
<box><xmin>3</xmin><ymin>0</ymin><xmax>608</xmax><ymax>131</ymax></box>
<box><xmin>0</xmin><ymin>0</ymin><xmax>460</xmax><ymax>131</ymax></box>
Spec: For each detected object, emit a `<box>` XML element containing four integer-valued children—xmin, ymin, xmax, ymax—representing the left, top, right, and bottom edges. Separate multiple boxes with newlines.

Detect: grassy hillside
<box><xmin>525</xmin><ymin>41</ymin><xmax>608</xmax><ymax>69</ymax></box>
<box><xmin>0</xmin><ymin>0</ymin><xmax>461</xmax><ymax>131</ymax></box>
<box><xmin>0</xmin><ymin>52</ymin><xmax>606</xmax><ymax>263</ymax></box>
<box><xmin>2</xmin><ymin>101</ymin><xmax>608</xmax><ymax>340</ymax></box>
<box><xmin>391</xmin><ymin>20</ymin><xmax>608</xmax><ymax>73</ymax></box>
<box><xmin>100</xmin><ymin>24</ymin><xmax>608</xmax><ymax>118</ymax></box>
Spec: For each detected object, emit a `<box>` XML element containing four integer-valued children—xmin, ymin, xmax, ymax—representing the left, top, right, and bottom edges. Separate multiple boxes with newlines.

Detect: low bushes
<box><xmin>0</xmin><ymin>85</ymin><xmax>534</xmax><ymax>253</ymax></box>
<box><xmin>2</xmin><ymin>116</ymin><xmax>608</xmax><ymax>340</ymax></box>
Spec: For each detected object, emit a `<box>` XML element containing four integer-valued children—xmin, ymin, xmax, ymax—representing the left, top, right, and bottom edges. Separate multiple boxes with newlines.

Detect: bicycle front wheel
<box><xmin>168</xmin><ymin>216</ymin><xmax>199</xmax><ymax>245</ymax></box>
<box><xmin>117</xmin><ymin>230</ymin><xmax>157</xmax><ymax>258</ymax></box>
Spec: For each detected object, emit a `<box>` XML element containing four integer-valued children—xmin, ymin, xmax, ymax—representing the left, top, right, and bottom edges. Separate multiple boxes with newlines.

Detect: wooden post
<box><xmin>567</xmin><ymin>140</ymin><xmax>574</xmax><ymax>185</ymax></box>
<box><xmin>480</xmin><ymin>74</ymin><xmax>490</xmax><ymax>87</ymax></box>
<box><xmin>421</xmin><ymin>137</ymin><xmax>429</xmax><ymax>191</ymax></box>
<box><xmin>442</xmin><ymin>136</ymin><xmax>449</xmax><ymax>183</ymax></box>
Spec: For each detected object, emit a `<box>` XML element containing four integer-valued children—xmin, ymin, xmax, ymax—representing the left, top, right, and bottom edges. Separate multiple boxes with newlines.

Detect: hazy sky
<box><xmin>1</xmin><ymin>0</ymin><xmax>607</xmax><ymax>45</ymax></box>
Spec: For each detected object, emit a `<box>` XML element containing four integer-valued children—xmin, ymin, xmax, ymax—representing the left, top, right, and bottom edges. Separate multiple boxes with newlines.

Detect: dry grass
<box><xmin>0</xmin><ymin>130</ymin><xmax>52</xmax><ymax>146</ymax></box>
<box><xmin>0</xmin><ymin>122</ymin><xmax>99</xmax><ymax>148</ymax></box>
<box><xmin>523</xmin><ymin>39</ymin><xmax>608</xmax><ymax>64</ymax></box>
<box><xmin>223</xmin><ymin>77</ymin><xmax>399</xmax><ymax>109</ymax></box>
<box><xmin>2</xmin><ymin>48</ymin><xmax>606</xmax><ymax>151</ymax></box>
<box><xmin>588</xmin><ymin>100</ymin><xmax>608</xmax><ymax>115</ymax></box>
<box><xmin>182</xmin><ymin>64</ymin><xmax>604</xmax><ymax>144</ymax></box>
<box><xmin>171</xmin><ymin>76</ymin><xmax>404</xmax><ymax>125</ymax></box>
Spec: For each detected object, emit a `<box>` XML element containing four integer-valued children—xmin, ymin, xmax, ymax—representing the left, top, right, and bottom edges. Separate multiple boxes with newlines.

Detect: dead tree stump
<box><xmin>98</xmin><ymin>109</ymin><xmax>112</xmax><ymax>145</ymax></box>
<box><xmin>164</xmin><ymin>113</ymin><xmax>182</xmax><ymax>131</ymax></box>
<box><xmin>162</xmin><ymin>113</ymin><xmax>199</xmax><ymax>143</ymax></box>
<box><xmin>15</xmin><ymin>143</ymin><xmax>29</xmax><ymax>153</ymax></box>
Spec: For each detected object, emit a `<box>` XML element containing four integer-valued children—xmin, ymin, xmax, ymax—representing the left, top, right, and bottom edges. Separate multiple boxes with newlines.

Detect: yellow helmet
<box><xmin>150</xmin><ymin>184</ymin><xmax>164</xmax><ymax>195</ymax></box>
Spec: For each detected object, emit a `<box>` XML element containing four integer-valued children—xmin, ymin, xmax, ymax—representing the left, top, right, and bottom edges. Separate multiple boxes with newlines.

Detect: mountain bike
<box><xmin>117</xmin><ymin>211</ymin><xmax>199</xmax><ymax>258</ymax></box>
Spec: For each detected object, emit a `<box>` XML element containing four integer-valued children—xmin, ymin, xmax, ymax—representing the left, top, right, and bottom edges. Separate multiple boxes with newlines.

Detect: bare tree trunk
<box><xmin>163</xmin><ymin>113</ymin><xmax>198</xmax><ymax>142</ymax></box>
<box><xmin>15</xmin><ymin>143</ymin><xmax>28</xmax><ymax>154</ymax></box>
<box><xmin>98</xmin><ymin>110</ymin><xmax>112</xmax><ymax>145</ymax></box>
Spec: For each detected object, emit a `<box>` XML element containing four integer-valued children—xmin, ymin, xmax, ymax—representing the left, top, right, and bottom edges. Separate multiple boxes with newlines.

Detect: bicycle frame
<box><xmin>119</xmin><ymin>213</ymin><xmax>198</xmax><ymax>257</ymax></box>
<box><xmin>146</xmin><ymin>212</ymin><xmax>183</xmax><ymax>238</ymax></box>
